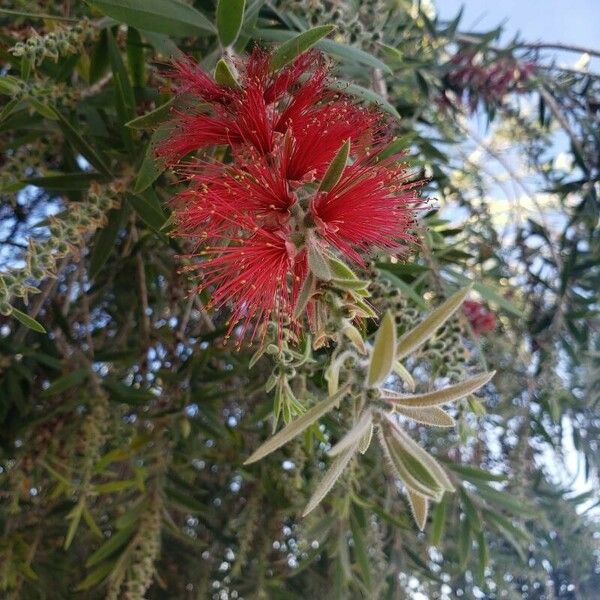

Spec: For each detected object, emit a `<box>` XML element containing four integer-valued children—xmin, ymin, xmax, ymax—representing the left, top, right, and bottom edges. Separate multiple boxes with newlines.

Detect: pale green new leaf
<box><xmin>303</xmin><ymin>444</ymin><xmax>357</xmax><ymax>516</ymax></box>
<box><xmin>342</xmin><ymin>324</ymin><xmax>367</xmax><ymax>355</ymax></box>
<box><xmin>307</xmin><ymin>234</ymin><xmax>332</xmax><ymax>281</ymax></box>
<box><xmin>244</xmin><ymin>386</ymin><xmax>348</xmax><ymax>464</ymax></box>
<box><xmin>214</xmin><ymin>58</ymin><xmax>241</xmax><ymax>88</ymax></box>
<box><xmin>318</xmin><ymin>139</ymin><xmax>350</xmax><ymax>192</ymax></box>
<box><xmin>358</xmin><ymin>422</ymin><xmax>373</xmax><ymax>454</ymax></box>
<box><xmin>396</xmin><ymin>286</ymin><xmax>471</xmax><ymax>360</ymax></box>
<box><xmin>382</xmin><ymin>371</ymin><xmax>495</xmax><ymax>408</ymax></box>
<box><xmin>367</xmin><ymin>310</ymin><xmax>396</xmax><ymax>386</ymax></box>
<box><xmin>385</xmin><ymin>416</ymin><xmax>454</xmax><ymax>492</ymax></box>
<box><xmin>328</xmin><ymin>409</ymin><xmax>372</xmax><ymax>457</ymax></box>
<box><xmin>395</xmin><ymin>405</ymin><xmax>455</xmax><ymax>427</ymax></box>
<box><xmin>406</xmin><ymin>489</ymin><xmax>428</xmax><ymax>531</ymax></box>
<box><xmin>393</xmin><ymin>361</ymin><xmax>415</xmax><ymax>392</ymax></box>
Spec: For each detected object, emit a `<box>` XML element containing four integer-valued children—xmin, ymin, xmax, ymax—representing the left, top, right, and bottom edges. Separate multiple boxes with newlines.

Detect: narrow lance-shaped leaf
<box><xmin>406</xmin><ymin>489</ymin><xmax>428</xmax><ymax>531</ymax></box>
<box><xmin>10</xmin><ymin>306</ymin><xmax>46</xmax><ymax>333</ymax></box>
<box><xmin>385</xmin><ymin>416</ymin><xmax>454</xmax><ymax>492</ymax></box>
<box><xmin>91</xmin><ymin>0</ymin><xmax>215</xmax><ymax>36</ymax></box>
<box><xmin>367</xmin><ymin>310</ymin><xmax>396</xmax><ymax>386</ymax></box>
<box><xmin>270</xmin><ymin>25</ymin><xmax>335</xmax><ymax>72</ymax></box>
<box><xmin>319</xmin><ymin>139</ymin><xmax>350</xmax><ymax>192</ymax></box>
<box><xmin>328</xmin><ymin>409</ymin><xmax>372</xmax><ymax>457</ymax></box>
<box><xmin>244</xmin><ymin>385</ymin><xmax>349</xmax><ymax>464</ymax></box>
<box><xmin>216</xmin><ymin>0</ymin><xmax>245</xmax><ymax>47</ymax></box>
<box><xmin>378</xmin><ymin>429</ymin><xmax>442</xmax><ymax>499</ymax></box>
<box><xmin>382</xmin><ymin>371</ymin><xmax>495</xmax><ymax>408</ymax></box>
<box><xmin>358</xmin><ymin>422</ymin><xmax>373</xmax><ymax>454</ymax></box>
<box><xmin>342</xmin><ymin>324</ymin><xmax>367</xmax><ymax>355</ymax></box>
<box><xmin>303</xmin><ymin>443</ymin><xmax>357</xmax><ymax>516</ymax></box>
<box><xmin>393</xmin><ymin>361</ymin><xmax>415</xmax><ymax>392</ymax></box>
<box><xmin>396</xmin><ymin>285</ymin><xmax>471</xmax><ymax>360</ymax></box>
<box><xmin>395</xmin><ymin>405</ymin><xmax>455</xmax><ymax>428</ymax></box>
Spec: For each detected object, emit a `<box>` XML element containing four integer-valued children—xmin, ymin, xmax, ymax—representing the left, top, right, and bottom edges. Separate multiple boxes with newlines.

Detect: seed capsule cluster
<box><xmin>0</xmin><ymin>186</ymin><xmax>119</xmax><ymax>316</ymax></box>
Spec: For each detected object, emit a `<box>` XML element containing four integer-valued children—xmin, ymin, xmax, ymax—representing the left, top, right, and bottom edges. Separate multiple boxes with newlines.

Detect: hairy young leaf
<box><xmin>367</xmin><ymin>310</ymin><xmax>396</xmax><ymax>386</ymax></box>
<box><xmin>396</xmin><ymin>286</ymin><xmax>471</xmax><ymax>360</ymax></box>
<box><xmin>244</xmin><ymin>386</ymin><xmax>349</xmax><ymax>464</ymax></box>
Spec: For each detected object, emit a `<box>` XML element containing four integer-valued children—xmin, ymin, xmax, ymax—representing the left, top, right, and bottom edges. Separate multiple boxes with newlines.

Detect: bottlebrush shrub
<box><xmin>159</xmin><ymin>49</ymin><xmax>420</xmax><ymax>345</ymax></box>
<box><xmin>160</xmin><ymin>48</ymin><xmax>495</xmax><ymax>526</ymax></box>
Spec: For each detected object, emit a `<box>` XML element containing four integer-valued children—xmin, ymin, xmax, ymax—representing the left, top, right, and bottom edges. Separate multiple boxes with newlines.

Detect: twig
<box><xmin>132</xmin><ymin>225</ymin><xmax>151</xmax><ymax>345</ymax></box>
<box><xmin>519</xmin><ymin>41</ymin><xmax>600</xmax><ymax>59</ymax></box>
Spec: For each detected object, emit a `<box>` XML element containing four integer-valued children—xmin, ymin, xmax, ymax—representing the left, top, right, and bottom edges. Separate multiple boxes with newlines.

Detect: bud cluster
<box><xmin>10</xmin><ymin>18</ymin><xmax>96</xmax><ymax>66</ymax></box>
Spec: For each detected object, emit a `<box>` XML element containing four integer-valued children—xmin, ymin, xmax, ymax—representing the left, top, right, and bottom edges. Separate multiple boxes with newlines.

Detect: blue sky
<box><xmin>437</xmin><ymin>0</ymin><xmax>599</xmax><ymax>49</ymax></box>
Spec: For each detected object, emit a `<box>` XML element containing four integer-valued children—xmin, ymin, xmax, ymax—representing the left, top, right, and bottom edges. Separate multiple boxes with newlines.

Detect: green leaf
<box><xmin>216</xmin><ymin>0</ymin><xmax>245</xmax><ymax>46</ymax></box>
<box><xmin>41</xmin><ymin>368</ymin><xmax>88</xmax><ymax>397</ymax></box>
<box><xmin>244</xmin><ymin>385</ymin><xmax>349</xmax><ymax>464</ymax></box>
<box><xmin>93</xmin><ymin>479</ymin><xmax>140</xmax><ymax>494</ymax></box>
<box><xmin>64</xmin><ymin>501</ymin><xmax>84</xmax><ymax>549</ymax></box>
<box><xmin>270</xmin><ymin>25</ymin><xmax>335</xmax><ymax>71</ymax></box>
<box><xmin>350</xmin><ymin>506</ymin><xmax>372</xmax><ymax>590</ymax></box>
<box><xmin>318</xmin><ymin>139</ymin><xmax>350</xmax><ymax>192</ymax></box>
<box><xmin>126</xmin><ymin>27</ymin><xmax>146</xmax><ymax>87</ymax></box>
<box><xmin>476</xmin><ymin>485</ymin><xmax>538</xmax><ymax>517</ymax></box>
<box><xmin>89</xmin><ymin>208</ymin><xmax>123</xmax><ymax>279</ymax></box>
<box><xmin>396</xmin><ymin>285</ymin><xmax>471</xmax><ymax>360</ymax></box>
<box><xmin>91</xmin><ymin>0</ymin><xmax>215</xmax><ymax>36</ymax></box>
<box><xmin>458</xmin><ymin>517</ymin><xmax>472</xmax><ymax>566</ymax></box>
<box><xmin>430</xmin><ymin>495</ymin><xmax>447</xmax><ymax>545</ymax></box>
<box><xmin>475</xmin><ymin>530</ymin><xmax>489</xmax><ymax>586</ymax></box>
<box><xmin>107</xmin><ymin>29</ymin><xmax>135</xmax><ymax>151</ymax></box>
<box><xmin>54</xmin><ymin>111</ymin><xmax>111</xmax><ymax>176</ymax></box>
<box><xmin>127</xmin><ymin>191</ymin><xmax>168</xmax><ymax>231</ymax></box>
<box><xmin>328</xmin><ymin>81</ymin><xmax>401</xmax><ymax>120</ymax></box>
<box><xmin>26</xmin><ymin>97</ymin><xmax>59</xmax><ymax>120</ymax></box>
<box><xmin>367</xmin><ymin>311</ymin><xmax>396</xmax><ymax>386</ymax></box>
<box><xmin>253</xmin><ymin>28</ymin><xmax>392</xmax><ymax>74</ymax></box>
<box><xmin>76</xmin><ymin>560</ymin><xmax>115</xmax><ymax>591</ymax></box>
<box><xmin>133</xmin><ymin>127</ymin><xmax>168</xmax><ymax>193</ymax></box>
<box><xmin>443</xmin><ymin>463</ymin><xmax>507</xmax><ymax>483</ymax></box>
<box><xmin>126</xmin><ymin>97</ymin><xmax>176</xmax><ymax>129</ymax></box>
<box><xmin>382</xmin><ymin>372</ymin><xmax>495</xmax><ymax>408</ymax></box>
<box><xmin>214</xmin><ymin>58</ymin><xmax>241</xmax><ymax>88</ymax></box>
<box><xmin>10</xmin><ymin>307</ymin><xmax>46</xmax><ymax>333</ymax></box>
<box><xmin>86</xmin><ymin>524</ymin><xmax>135</xmax><ymax>567</ymax></box>
<box><xmin>23</xmin><ymin>172</ymin><xmax>109</xmax><ymax>190</ymax></box>
<box><xmin>473</xmin><ymin>282</ymin><xmax>523</xmax><ymax>318</ymax></box>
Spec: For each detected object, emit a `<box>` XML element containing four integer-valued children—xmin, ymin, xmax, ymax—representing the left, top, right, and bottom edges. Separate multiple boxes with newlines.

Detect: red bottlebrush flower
<box><xmin>311</xmin><ymin>155</ymin><xmax>418</xmax><ymax>264</ymax></box>
<box><xmin>463</xmin><ymin>300</ymin><xmax>497</xmax><ymax>335</ymax></box>
<box><xmin>444</xmin><ymin>51</ymin><xmax>536</xmax><ymax>112</ymax></box>
<box><xmin>163</xmin><ymin>49</ymin><xmax>421</xmax><ymax>343</ymax></box>
<box><xmin>193</xmin><ymin>225</ymin><xmax>297</xmax><ymax>344</ymax></box>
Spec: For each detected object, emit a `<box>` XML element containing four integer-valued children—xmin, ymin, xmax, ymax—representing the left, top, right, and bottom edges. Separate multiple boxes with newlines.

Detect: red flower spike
<box><xmin>163</xmin><ymin>49</ymin><xmax>422</xmax><ymax>343</ymax></box>
<box><xmin>196</xmin><ymin>226</ymin><xmax>296</xmax><ymax>344</ymax></box>
<box><xmin>311</xmin><ymin>155</ymin><xmax>419</xmax><ymax>264</ymax></box>
<box><xmin>463</xmin><ymin>300</ymin><xmax>497</xmax><ymax>335</ymax></box>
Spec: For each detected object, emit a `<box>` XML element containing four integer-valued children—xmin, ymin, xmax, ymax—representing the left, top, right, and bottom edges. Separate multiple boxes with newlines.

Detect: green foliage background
<box><xmin>0</xmin><ymin>1</ymin><xmax>598</xmax><ymax>598</ymax></box>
